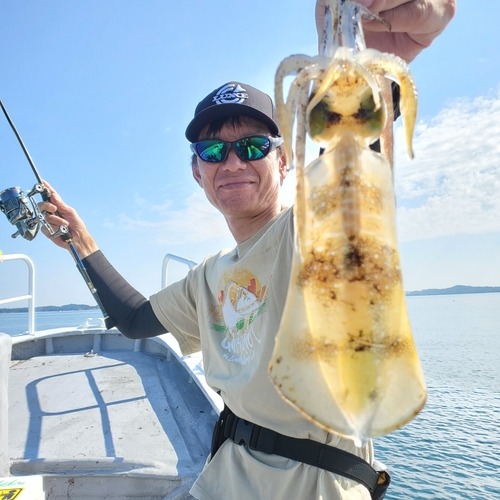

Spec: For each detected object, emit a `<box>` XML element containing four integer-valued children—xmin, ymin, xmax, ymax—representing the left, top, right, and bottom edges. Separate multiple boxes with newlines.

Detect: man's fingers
<box><xmin>41</xmin><ymin>180</ymin><xmax>63</xmax><ymax>205</ymax></box>
<box><xmin>366</xmin><ymin>0</ymin><xmax>412</xmax><ymax>12</ymax></box>
<box><xmin>43</xmin><ymin>211</ymin><xmax>69</xmax><ymax>230</ymax></box>
<box><xmin>363</xmin><ymin>0</ymin><xmax>456</xmax><ymax>61</ymax></box>
<box><xmin>38</xmin><ymin>200</ymin><xmax>57</xmax><ymax>213</ymax></box>
<box><xmin>364</xmin><ymin>31</ymin><xmax>425</xmax><ymax>62</ymax></box>
<box><xmin>40</xmin><ymin>180</ymin><xmax>75</xmax><ymax>218</ymax></box>
<box><xmin>364</xmin><ymin>0</ymin><xmax>456</xmax><ymax>35</ymax></box>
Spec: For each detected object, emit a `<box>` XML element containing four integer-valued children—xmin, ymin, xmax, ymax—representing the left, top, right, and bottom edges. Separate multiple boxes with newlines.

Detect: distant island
<box><xmin>1</xmin><ymin>286</ymin><xmax>499</xmax><ymax>313</ymax></box>
<box><xmin>0</xmin><ymin>303</ymin><xmax>99</xmax><ymax>314</ymax></box>
<box><xmin>406</xmin><ymin>285</ymin><xmax>500</xmax><ymax>297</ymax></box>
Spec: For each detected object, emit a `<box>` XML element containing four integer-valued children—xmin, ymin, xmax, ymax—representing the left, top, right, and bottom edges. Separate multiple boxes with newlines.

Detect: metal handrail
<box><xmin>0</xmin><ymin>253</ymin><xmax>35</xmax><ymax>334</ymax></box>
<box><xmin>161</xmin><ymin>253</ymin><xmax>197</xmax><ymax>289</ymax></box>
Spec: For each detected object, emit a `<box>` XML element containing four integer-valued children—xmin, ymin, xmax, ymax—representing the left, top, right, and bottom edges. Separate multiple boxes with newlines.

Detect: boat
<box><xmin>0</xmin><ymin>253</ymin><xmax>223</xmax><ymax>499</ymax></box>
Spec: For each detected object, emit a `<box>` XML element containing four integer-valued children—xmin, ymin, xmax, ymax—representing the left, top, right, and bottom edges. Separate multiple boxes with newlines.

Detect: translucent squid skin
<box><xmin>268</xmin><ymin>2</ymin><xmax>426</xmax><ymax>446</ymax></box>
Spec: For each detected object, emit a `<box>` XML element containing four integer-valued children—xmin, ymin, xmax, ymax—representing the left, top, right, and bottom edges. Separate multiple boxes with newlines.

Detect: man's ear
<box><xmin>192</xmin><ymin>158</ymin><xmax>203</xmax><ymax>187</ymax></box>
<box><xmin>278</xmin><ymin>149</ymin><xmax>289</xmax><ymax>182</ymax></box>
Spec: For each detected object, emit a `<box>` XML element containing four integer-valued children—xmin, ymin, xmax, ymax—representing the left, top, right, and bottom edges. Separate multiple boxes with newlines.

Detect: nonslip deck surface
<box><xmin>9</xmin><ymin>348</ymin><xmax>215</xmax><ymax>498</ymax></box>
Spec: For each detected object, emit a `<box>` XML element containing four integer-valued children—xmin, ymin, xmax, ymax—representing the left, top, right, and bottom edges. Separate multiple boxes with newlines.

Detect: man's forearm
<box><xmin>83</xmin><ymin>250</ymin><xmax>167</xmax><ymax>339</ymax></box>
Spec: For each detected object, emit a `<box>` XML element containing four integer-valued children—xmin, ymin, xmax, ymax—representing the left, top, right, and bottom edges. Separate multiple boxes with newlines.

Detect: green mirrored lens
<box><xmin>236</xmin><ymin>137</ymin><xmax>270</xmax><ymax>160</ymax></box>
<box><xmin>193</xmin><ymin>136</ymin><xmax>277</xmax><ymax>163</ymax></box>
<box><xmin>198</xmin><ymin>140</ymin><xmax>227</xmax><ymax>162</ymax></box>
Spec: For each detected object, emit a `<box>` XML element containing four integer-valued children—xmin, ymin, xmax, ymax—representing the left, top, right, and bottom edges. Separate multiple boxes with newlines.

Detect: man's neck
<box><xmin>226</xmin><ymin>205</ymin><xmax>286</xmax><ymax>244</ymax></box>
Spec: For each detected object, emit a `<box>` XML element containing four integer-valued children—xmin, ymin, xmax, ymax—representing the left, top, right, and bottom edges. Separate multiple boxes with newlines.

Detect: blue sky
<box><xmin>1</xmin><ymin>1</ymin><xmax>499</xmax><ymax>308</ymax></box>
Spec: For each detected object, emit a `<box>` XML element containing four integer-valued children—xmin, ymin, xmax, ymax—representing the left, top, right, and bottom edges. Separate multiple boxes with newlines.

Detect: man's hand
<box><xmin>315</xmin><ymin>0</ymin><xmax>457</xmax><ymax>62</ymax></box>
<box><xmin>38</xmin><ymin>180</ymin><xmax>99</xmax><ymax>258</ymax></box>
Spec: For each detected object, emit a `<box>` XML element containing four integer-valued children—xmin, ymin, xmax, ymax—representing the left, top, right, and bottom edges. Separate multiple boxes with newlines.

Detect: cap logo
<box><xmin>212</xmin><ymin>83</ymin><xmax>248</xmax><ymax>105</ymax></box>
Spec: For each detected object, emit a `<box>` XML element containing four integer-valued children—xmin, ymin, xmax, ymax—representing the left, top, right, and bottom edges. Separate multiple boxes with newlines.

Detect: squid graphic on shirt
<box><xmin>210</xmin><ymin>271</ymin><xmax>268</xmax><ymax>365</ymax></box>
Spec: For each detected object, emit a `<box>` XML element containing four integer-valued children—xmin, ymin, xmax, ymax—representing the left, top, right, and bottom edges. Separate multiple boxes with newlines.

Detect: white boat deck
<box><xmin>7</xmin><ymin>330</ymin><xmax>219</xmax><ymax>499</ymax></box>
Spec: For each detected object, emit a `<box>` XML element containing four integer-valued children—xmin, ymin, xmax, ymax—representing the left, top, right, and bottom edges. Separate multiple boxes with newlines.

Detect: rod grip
<box><xmin>41</xmin><ymin>189</ymin><xmax>72</xmax><ymax>242</ymax></box>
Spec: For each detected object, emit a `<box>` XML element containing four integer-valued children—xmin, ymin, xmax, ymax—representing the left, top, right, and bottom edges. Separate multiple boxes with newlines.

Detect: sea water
<box><xmin>0</xmin><ymin>309</ymin><xmax>102</xmax><ymax>336</ymax></box>
<box><xmin>1</xmin><ymin>293</ymin><xmax>500</xmax><ymax>499</ymax></box>
<box><xmin>376</xmin><ymin>293</ymin><xmax>500</xmax><ymax>499</ymax></box>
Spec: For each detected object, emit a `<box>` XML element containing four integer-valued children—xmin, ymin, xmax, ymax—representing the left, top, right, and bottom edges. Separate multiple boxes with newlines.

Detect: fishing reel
<box><xmin>0</xmin><ymin>183</ymin><xmax>69</xmax><ymax>241</ymax></box>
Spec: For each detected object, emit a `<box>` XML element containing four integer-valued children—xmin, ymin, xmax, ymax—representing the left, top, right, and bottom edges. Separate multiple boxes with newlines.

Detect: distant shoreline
<box><xmin>0</xmin><ymin>304</ymin><xmax>99</xmax><ymax>314</ymax></box>
<box><xmin>406</xmin><ymin>285</ymin><xmax>500</xmax><ymax>296</ymax></box>
<box><xmin>1</xmin><ymin>286</ymin><xmax>499</xmax><ymax>313</ymax></box>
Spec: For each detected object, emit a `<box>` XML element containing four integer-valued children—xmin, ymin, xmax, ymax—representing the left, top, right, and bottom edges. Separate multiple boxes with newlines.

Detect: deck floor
<box><xmin>9</xmin><ymin>349</ymin><xmax>215</xmax><ymax>480</ymax></box>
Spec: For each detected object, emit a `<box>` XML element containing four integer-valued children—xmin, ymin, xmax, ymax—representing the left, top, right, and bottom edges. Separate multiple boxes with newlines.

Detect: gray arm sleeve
<box><xmin>83</xmin><ymin>250</ymin><xmax>167</xmax><ymax>338</ymax></box>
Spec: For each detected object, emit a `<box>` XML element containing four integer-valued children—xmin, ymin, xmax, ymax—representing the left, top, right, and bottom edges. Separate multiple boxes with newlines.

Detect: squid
<box><xmin>268</xmin><ymin>0</ymin><xmax>426</xmax><ymax>446</ymax></box>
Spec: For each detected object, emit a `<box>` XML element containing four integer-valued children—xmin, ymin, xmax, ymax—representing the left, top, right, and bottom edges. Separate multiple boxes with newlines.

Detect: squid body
<box><xmin>268</xmin><ymin>0</ymin><xmax>426</xmax><ymax>446</ymax></box>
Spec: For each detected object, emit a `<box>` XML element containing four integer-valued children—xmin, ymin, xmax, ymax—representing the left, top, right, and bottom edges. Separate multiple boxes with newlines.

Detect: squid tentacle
<box><xmin>358</xmin><ymin>49</ymin><xmax>418</xmax><ymax>158</ymax></box>
<box><xmin>275</xmin><ymin>55</ymin><xmax>316</xmax><ymax>169</ymax></box>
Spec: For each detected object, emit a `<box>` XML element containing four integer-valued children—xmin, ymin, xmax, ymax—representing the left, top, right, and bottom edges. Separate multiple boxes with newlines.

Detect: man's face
<box><xmin>191</xmin><ymin>117</ymin><xmax>288</xmax><ymax>223</ymax></box>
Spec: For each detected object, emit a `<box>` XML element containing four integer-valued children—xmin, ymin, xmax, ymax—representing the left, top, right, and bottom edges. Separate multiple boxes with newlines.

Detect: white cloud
<box><xmin>394</xmin><ymin>90</ymin><xmax>500</xmax><ymax>241</ymax></box>
<box><xmin>114</xmin><ymin>191</ymin><xmax>231</xmax><ymax>246</ymax></box>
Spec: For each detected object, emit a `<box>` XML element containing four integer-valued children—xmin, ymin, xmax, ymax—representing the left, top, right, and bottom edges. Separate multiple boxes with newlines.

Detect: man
<box><xmin>41</xmin><ymin>2</ymin><xmax>455</xmax><ymax>498</ymax></box>
<box><xmin>44</xmin><ymin>84</ymin><xmax>378</xmax><ymax>499</ymax></box>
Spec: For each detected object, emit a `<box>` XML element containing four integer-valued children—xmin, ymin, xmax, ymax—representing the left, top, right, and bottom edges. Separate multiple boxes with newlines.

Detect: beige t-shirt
<box><xmin>150</xmin><ymin>207</ymin><xmax>373</xmax><ymax>500</ymax></box>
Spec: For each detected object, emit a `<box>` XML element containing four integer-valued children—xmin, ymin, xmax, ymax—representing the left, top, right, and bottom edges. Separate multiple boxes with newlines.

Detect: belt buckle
<box><xmin>233</xmin><ymin>418</ymin><xmax>254</xmax><ymax>447</ymax></box>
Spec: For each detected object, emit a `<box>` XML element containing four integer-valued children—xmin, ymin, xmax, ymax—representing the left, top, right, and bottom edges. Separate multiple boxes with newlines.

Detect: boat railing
<box><xmin>0</xmin><ymin>254</ymin><xmax>33</xmax><ymax>476</ymax></box>
<box><xmin>160</xmin><ymin>254</ymin><xmax>224</xmax><ymax>411</ymax></box>
<box><xmin>0</xmin><ymin>253</ymin><xmax>35</xmax><ymax>335</ymax></box>
<box><xmin>0</xmin><ymin>252</ymin><xmax>195</xmax><ymax>336</ymax></box>
<box><xmin>0</xmin><ymin>332</ymin><xmax>11</xmax><ymax>476</ymax></box>
<box><xmin>161</xmin><ymin>253</ymin><xmax>197</xmax><ymax>289</ymax></box>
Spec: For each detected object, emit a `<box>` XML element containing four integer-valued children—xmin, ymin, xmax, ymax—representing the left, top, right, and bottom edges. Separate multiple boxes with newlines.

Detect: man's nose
<box><xmin>221</xmin><ymin>149</ymin><xmax>247</xmax><ymax>171</ymax></box>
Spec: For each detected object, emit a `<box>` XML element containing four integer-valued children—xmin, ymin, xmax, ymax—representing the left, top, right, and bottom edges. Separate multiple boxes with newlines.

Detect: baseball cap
<box><xmin>185</xmin><ymin>81</ymin><xmax>281</xmax><ymax>142</ymax></box>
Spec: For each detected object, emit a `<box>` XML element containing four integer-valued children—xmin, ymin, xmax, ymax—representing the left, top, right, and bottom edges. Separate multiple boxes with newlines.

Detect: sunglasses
<box><xmin>190</xmin><ymin>135</ymin><xmax>283</xmax><ymax>163</ymax></box>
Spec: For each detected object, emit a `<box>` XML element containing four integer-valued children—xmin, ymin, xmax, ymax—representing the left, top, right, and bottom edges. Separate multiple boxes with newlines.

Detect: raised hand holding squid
<box><xmin>268</xmin><ymin>0</ymin><xmax>426</xmax><ymax>446</ymax></box>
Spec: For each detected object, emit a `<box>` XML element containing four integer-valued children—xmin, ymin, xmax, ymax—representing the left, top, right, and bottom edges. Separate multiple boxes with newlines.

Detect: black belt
<box><xmin>213</xmin><ymin>406</ymin><xmax>383</xmax><ymax>494</ymax></box>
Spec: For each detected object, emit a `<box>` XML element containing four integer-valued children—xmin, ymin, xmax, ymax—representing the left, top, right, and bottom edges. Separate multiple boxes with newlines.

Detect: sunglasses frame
<box><xmin>190</xmin><ymin>135</ymin><xmax>283</xmax><ymax>163</ymax></box>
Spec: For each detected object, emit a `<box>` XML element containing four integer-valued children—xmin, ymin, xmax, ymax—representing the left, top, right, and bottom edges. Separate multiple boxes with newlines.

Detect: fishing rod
<box><xmin>0</xmin><ymin>99</ymin><xmax>112</xmax><ymax>328</ymax></box>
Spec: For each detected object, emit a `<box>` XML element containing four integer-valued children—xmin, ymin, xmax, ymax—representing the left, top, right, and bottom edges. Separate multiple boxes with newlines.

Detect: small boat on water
<box><xmin>1</xmin><ymin>253</ymin><xmax>222</xmax><ymax>500</ymax></box>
